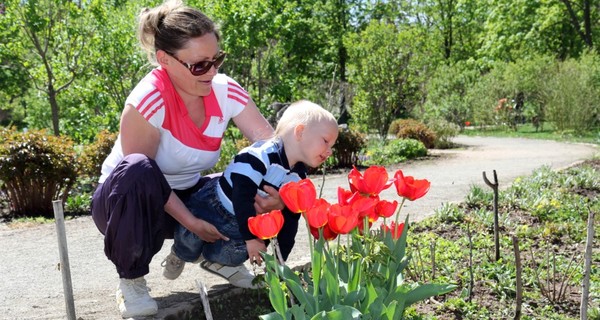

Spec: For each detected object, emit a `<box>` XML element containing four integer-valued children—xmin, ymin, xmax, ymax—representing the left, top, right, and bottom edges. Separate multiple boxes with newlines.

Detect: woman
<box><xmin>91</xmin><ymin>1</ymin><xmax>281</xmax><ymax>318</ymax></box>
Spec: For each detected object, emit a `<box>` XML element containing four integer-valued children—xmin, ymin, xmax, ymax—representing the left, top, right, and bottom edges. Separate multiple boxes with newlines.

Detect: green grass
<box><xmin>462</xmin><ymin>123</ymin><xmax>600</xmax><ymax>145</ymax></box>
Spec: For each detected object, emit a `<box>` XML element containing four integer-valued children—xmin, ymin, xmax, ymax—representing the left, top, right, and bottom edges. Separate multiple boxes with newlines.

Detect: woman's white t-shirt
<box><xmin>99</xmin><ymin>70</ymin><xmax>247</xmax><ymax>190</ymax></box>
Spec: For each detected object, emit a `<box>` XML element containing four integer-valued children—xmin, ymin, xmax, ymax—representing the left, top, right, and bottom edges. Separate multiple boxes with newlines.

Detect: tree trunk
<box><xmin>48</xmin><ymin>84</ymin><xmax>60</xmax><ymax>136</ymax></box>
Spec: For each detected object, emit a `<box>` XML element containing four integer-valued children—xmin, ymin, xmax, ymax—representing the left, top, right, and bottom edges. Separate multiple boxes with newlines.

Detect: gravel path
<box><xmin>0</xmin><ymin>136</ymin><xmax>597</xmax><ymax>320</ymax></box>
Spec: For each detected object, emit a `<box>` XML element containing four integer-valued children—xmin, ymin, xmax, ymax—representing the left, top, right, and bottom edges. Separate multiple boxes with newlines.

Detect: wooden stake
<box><xmin>52</xmin><ymin>200</ymin><xmax>76</xmax><ymax>320</ymax></box>
<box><xmin>580</xmin><ymin>208</ymin><xmax>595</xmax><ymax>320</ymax></box>
<box><xmin>196</xmin><ymin>280</ymin><xmax>213</xmax><ymax>320</ymax></box>
<box><xmin>483</xmin><ymin>170</ymin><xmax>500</xmax><ymax>261</ymax></box>
<box><xmin>512</xmin><ymin>235</ymin><xmax>522</xmax><ymax>320</ymax></box>
<box><xmin>466</xmin><ymin>221</ymin><xmax>474</xmax><ymax>302</ymax></box>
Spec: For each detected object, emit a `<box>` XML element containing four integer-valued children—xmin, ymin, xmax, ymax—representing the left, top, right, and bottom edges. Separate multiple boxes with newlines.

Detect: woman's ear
<box><xmin>156</xmin><ymin>50</ymin><xmax>169</xmax><ymax>66</ymax></box>
<box><xmin>294</xmin><ymin>124</ymin><xmax>306</xmax><ymax>141</ymax></box>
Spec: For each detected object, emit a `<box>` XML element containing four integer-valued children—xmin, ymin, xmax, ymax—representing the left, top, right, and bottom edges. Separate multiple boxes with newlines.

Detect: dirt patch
<box><xmin>163</xmin><ymin>288</ymin><xmax>272</xmax><ymax>320</ymax></box>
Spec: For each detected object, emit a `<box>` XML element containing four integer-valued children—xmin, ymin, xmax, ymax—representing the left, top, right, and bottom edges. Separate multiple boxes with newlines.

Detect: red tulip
<box><xmin>280</xmin><ymin>179</ymin><xmax>317</xmax><ymax>213</ymax></box>
<box><xmin>310</xmin><ymin>223</ymin><xmax>339</xmax><ymax>241</ymax></box>
<box><xmin>375</xmin><ymin>200</ymin><xmax>398</xmax><ymax>218</ymax></box>
<box><xmin>304</xmin><ymin>198</ymin><xmax>330</xmax><ymax>229</ymax></box>
<box><xmin>348</xmin><ymin>166</ymin><xmax>393</xmax><ymax>197</ymax></box>
<box><xmin>337</xmin><ymin>187</ymin><xmax>359</xmax><ymax>206</ymax></box>
<box><xmin>351</xmin><ymin>195</ymin><xmax>378</xmax><ymax>221</ymax></box>
<box><xmin>381</xmin><ymin>222</ymin><xmax>405</xmax><ymax>239</ymax></box>
<box><xmin>248</xmin><ymin>210</ymin><xmax>284</xmax><ymax>240</ymax></box>
<box><xmin>327</xmin><ymin>204</ymin><xmax>360</xmax><ymax>234</ymax></box>
<box><xmin>394</xmin><ymin>170</ymin><xmax>431</xmax><ymax>201</ymax></box>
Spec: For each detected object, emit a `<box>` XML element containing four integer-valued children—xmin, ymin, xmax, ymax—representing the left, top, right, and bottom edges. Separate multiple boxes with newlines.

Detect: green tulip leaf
<box><xmin>309</xmin><ymin>306</ymin><xmax>362</xmax><ymax>320</ymax></box>
<box><xmin>289</xmin><ymin>304</ymin><xmax>307</xmax><ymax>319</ymax></box>
<box><xmin>259</xmin><ymin>311</ymin><xmax>285</xmax><ymax>320</ymax></box>
<box><xmin>404</xmin><ymin>283</ymin><xmax>458</xmax><ymax>307</ymax></box>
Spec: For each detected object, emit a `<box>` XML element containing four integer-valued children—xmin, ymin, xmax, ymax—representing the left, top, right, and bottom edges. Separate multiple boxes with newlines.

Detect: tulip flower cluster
<box><xmin>249</xmin><ymin>165</ymin><xmax>455</xmax><ymax>320</ymax></box>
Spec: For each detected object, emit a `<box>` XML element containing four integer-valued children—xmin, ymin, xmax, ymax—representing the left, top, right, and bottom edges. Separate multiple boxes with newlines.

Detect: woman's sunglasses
<box><xmin>165</xmin><ymin>50</ymin><xmax>226</xmax><ymax>76</ymax></box>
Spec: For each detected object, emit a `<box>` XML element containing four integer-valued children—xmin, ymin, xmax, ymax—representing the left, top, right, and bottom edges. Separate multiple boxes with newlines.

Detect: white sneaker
<box><xmin>200</xmin><ymin>260</ymin><xmax>263</xmax><ymax>289</ymax></box>
<box><xmin>161</xmin><ymin>248</ymin><xmax>185</xmax><ymax>280</ymax></box>
<box><xmin>115</xmin><ymin>277</ymin><xmax>158</xmax><ymax>318</ymax></box>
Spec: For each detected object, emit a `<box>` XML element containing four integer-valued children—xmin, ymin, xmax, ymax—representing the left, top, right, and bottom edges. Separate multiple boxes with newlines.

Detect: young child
<box><xmin>162</xmin><ymin>100</ymin><xmax>339</xmax><ymax>288</ymax></box>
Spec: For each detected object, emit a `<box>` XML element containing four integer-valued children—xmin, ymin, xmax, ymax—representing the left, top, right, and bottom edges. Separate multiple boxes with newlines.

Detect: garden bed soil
<box><xmin>188</xmin><ymin>159</ymin><xmax>599</xmax><ymax>319</ymax></box>
<box><xmin>190</xmin><ymin>159</ymin><xmax>600</xmax><ymax>320</ymax></box>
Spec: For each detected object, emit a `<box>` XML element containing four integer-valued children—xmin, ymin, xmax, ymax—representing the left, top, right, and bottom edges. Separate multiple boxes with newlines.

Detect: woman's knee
<box><xmin>110</xmin><ymin>154</ymin><xmax>170</xmax><ymax>195</ymax></box>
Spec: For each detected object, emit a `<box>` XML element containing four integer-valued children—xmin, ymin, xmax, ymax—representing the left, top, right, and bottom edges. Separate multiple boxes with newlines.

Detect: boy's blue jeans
<box><xmin>173</xmin><ymin>178</ymin><xmax>248</xmax><ymax>266</ymax></box>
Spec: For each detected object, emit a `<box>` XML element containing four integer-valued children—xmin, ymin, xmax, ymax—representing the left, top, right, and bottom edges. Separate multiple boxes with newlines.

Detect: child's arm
<box><xmin>231</xmin><ymin>173</ymin><xmax>272</xmax><ymax>264</ymax></box>
<box><xmin>230</xmin><ymin>173</ymin><xmax>262</xmax><ymax>241</ymax></box>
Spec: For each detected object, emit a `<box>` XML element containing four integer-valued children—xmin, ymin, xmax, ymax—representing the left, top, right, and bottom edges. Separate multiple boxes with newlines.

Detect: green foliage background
<box><xmin>0</xmin><ymin>0</ymin><xmax>599</xmax><ymax>143</ymax></box>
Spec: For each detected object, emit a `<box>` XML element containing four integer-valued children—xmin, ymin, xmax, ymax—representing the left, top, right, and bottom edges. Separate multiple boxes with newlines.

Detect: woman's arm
<box><xmin>232</xmin><ymin>99</ymin><xmax>283</xmax><ymax>212</ymax></box>
<box><xmin>232</xmin><ymin>98</ymin><xmax>274</xmax><ymax>143</ymax></box>
<box><xmin>164</xmin><ymin>192</ymin><xmax>228</xmax><ymax>242</ymax></box>
<box><xmin>120</xmin><ymin>104</ymin><xmax>160</xmax><ymax>158</ymax></box>
<box><xmin>120</xmin><ymin>104</ymin><xmax>225</xmax><ymax>241</ymax></box>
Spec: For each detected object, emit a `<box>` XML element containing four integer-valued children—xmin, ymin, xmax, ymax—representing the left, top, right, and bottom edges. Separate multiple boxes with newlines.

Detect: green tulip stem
<box><xmin>303</xmin><ymin>214</ymin><xmax>315</xmax><ymax>261</ymax></box>
<box><xmin>272</xmin><ymin>237</ymin><xmax>296</xmax><ymax>306</ymax></box>
<box><xmin>347</xmin><ymin>231</ymin><xmax>353</xmax><ymax>290</ymax></box>
<box><xmin>347</xmin><ymin>232</ymin><xmax>351</xmax><ymax>262</ymax></box>
<box><xmin>386</xmin><ymin>197</ymin><xmax>406</xmax><ymax>293</ymax></box>
<box><xmin>272</xmin><ymin>238</ymin><xmax>285</xmax><ymax>267</ymax></box>
<box><xmin>363</xmin><ymin>216</ymin><xmax>370</xmax><ymax>254</ymax></box>
<box><xmin>394</xmin><ymin>198</ymin><xmax>407</xmax><ymax>231</ymax></box>
<box><xmin>303</xmin><ymin>215</ymin><xmax>319</xmax><ymax>311</ymax></box>
<box><xmin>335</xmin><ymin>234</ymin><xmax>341</xmax><ymax>279</ymax></box>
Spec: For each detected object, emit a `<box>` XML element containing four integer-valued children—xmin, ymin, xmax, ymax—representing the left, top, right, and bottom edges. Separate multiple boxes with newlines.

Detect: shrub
<box><xmin>332</xmin><ymin>125</ymin><xmax>366</xmax><ymax>168</ymax></box>
<box><xmin>79</xmin><ymin>129</ymin><xmax>117</xmax><ymax>179</ymax></box>
<box><xmin>543</xmin><ymin>51</ymin><xmax>600</xmax><ymax>133</ymax></box>
<box><xmin>0</xmin><ymin>127</ymin><xmax>79</xmax><ymax>218</ymax></box>
<box><xmin>388</xmin><ymin>119</ymin><xmax>436</xmax><ymax>148</ymax></box>
<box><xmin>364</xmin><ymin>138</ymin><xmax>427</xmax><ymax>166</ymax></box>
<box><xmin>426</xmin><ymin>118</ymin><xmax>460</xmax><ymax>149</ymax></box>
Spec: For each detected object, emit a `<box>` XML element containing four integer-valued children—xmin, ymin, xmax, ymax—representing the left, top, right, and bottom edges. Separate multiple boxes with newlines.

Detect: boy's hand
<box><xmin>246</xmin><ymin>239</ymin><xmax>267</xmax><ymax>265</ymax></box>
<box><xmin>254</xmin><ymin>185</ymin><xmax>284</xmax><ymax>213</ymax></box>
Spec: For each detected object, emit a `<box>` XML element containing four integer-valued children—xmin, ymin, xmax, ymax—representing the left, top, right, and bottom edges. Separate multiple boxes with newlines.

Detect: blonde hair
<box><xmin>137</xmin><ymin>0</ymin><xmax>219</xmax><ymax>64</ymax></box>
<box><xmin>274</xmin><ymin>100</ymin><xmax>337</xmax><ymax>137</ymax></box>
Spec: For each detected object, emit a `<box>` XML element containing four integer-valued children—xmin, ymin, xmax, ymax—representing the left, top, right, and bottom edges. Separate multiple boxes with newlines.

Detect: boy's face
<box><xmin>296</xmin><ymin>120</ymin><xmax>339</xmax><ymax>168</ymax></box>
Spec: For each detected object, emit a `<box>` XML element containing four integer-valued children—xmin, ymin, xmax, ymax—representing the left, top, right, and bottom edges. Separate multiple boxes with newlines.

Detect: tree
<box><xmin>421</xmin><ymin>60</ymin><xmax>481</xmax><ymax>127</ymax></box>
<box><xmin>7</xmin><ymin>0</ymin><xmax>93</xmax><ymax>136</ymax></box>
<box><xmin>194</xmin><ymin>0</ymin><xmax>362</xmax><ymax>122</ymax></box>
<box><xmin>0</xmin><ymin>1</ymin><xmax>30</xmax><ymax>126</ymax></box>
<box><xmin>346</xmin><ymin>21</ymin><xmax>428</xmax><ymax>137</ymax></box>
<box><xmin>559</xmin><ymin>0</ymin><xmax>594</xmax><ymax>49</ymax></box>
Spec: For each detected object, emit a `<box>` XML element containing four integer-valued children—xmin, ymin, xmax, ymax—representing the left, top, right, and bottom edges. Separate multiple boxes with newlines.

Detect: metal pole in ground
<box><xmin>53</xmin><ymin>200</ymin><xmax>76</xmax><ymax>320</ymax></box>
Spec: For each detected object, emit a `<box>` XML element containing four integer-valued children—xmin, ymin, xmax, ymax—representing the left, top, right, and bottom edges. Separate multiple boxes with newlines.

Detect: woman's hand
<box><xmin>164</xmin><ymin>191</ymin><xmax>228</xmax><ymax>242</ymax></box>
<box><xmin>254</xmin><ymin>185</ymin><xmax>284</xmax><ymax>213</ymax></box>
<box><xmin>246</xmin><ymin>238</ymin><xmax>267</xmax><ymax>265</ymax></box>
<box><xmin>188</xmin><ymin>218</ymin><xmax>229</xmax><ymax>242</ymax></box>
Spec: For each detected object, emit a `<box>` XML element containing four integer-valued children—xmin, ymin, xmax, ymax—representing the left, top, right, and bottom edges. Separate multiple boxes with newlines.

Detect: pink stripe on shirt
<box><xmin>137</xmin><ymin>89</ymin><xmax>161</xmax><ymax>118</ymax></box>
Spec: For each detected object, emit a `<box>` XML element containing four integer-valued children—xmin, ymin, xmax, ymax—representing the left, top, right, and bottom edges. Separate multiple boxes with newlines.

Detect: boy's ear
<box><xmin>294</xmin><ymin>124</ymin><xmax>306</xmax><ymax>140</ymax></box>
